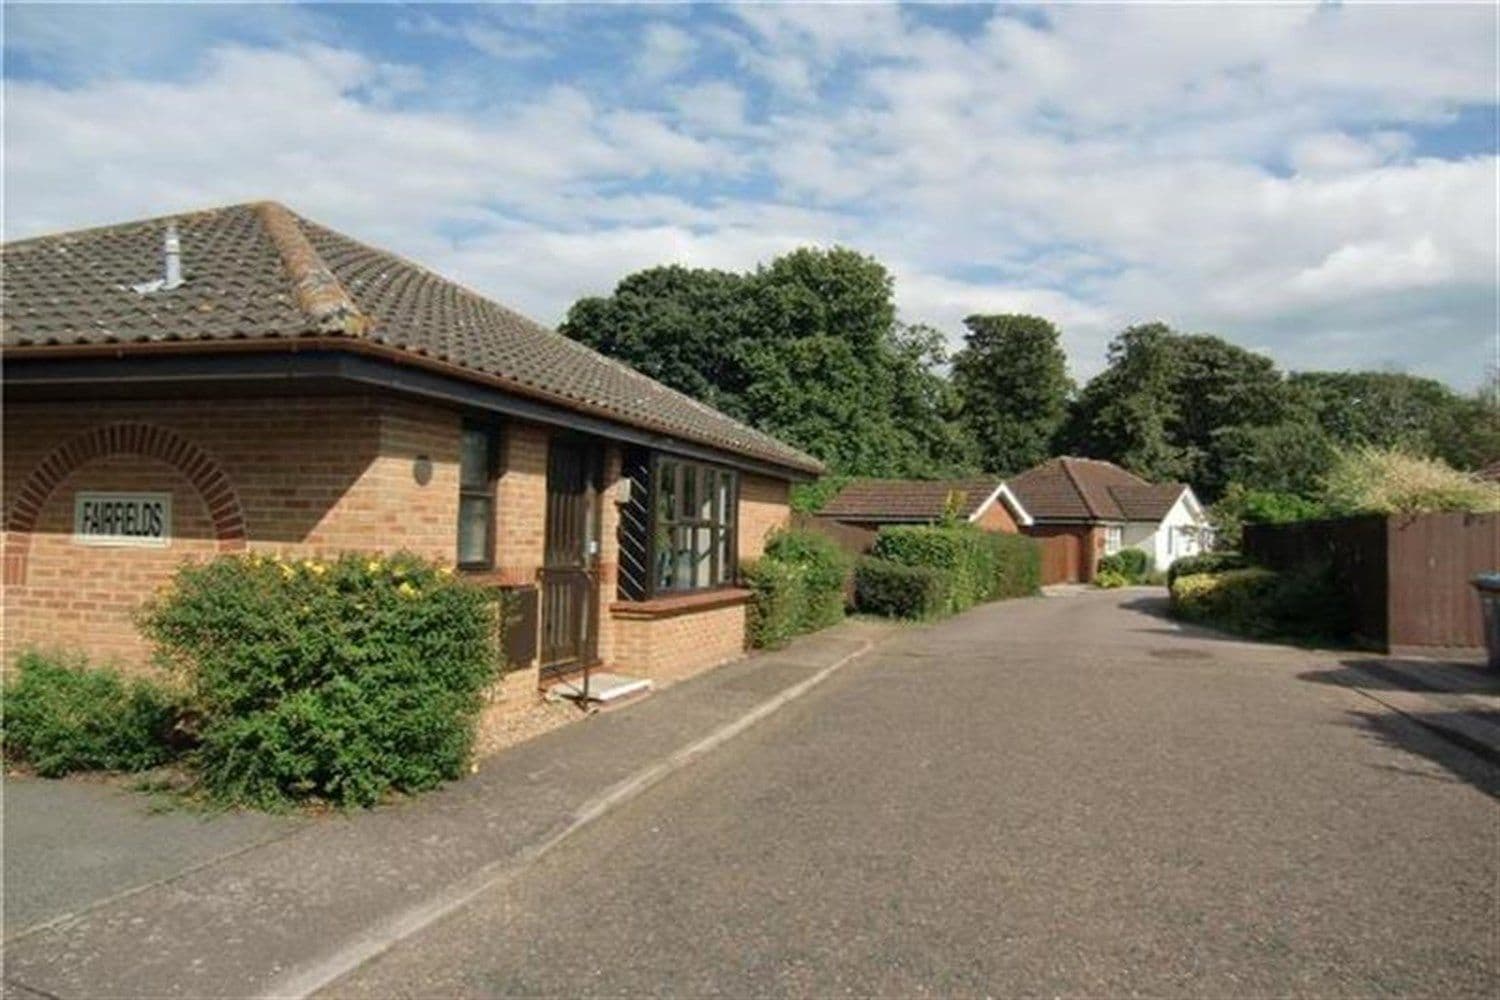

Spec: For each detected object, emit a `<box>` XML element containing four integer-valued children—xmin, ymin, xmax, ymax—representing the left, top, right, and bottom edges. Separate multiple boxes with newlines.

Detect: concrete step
<box><xmin>545</xmin><ymin>671</ymin><xmax>653</xmax><ymax>706</ymax></box>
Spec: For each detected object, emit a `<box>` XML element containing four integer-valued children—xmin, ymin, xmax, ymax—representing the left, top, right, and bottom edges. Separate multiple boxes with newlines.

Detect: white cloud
<box><xmin>635</xmin><ymin>23</ymin><xmax>695</xmax><ymax>80</ymax></box>
<box><xmin>3</xmin><ymin>4</ymin><xmax>1495</xmax><ymax>390</ymax></box>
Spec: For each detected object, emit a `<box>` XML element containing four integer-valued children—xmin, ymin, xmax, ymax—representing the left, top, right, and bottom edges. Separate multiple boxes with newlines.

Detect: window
<box><xmin>457</xmin><ymin>425</ymin><xmax>498</xmax><ymax>568</ymax></box>
<box><xmin>1104</xmin><ymin>525</ymin><xmax>1123</xmax><ymax>555</ymax></box>
<box><xmin>651</xmin><ymin>456</ymin><xmax>737</xmax><ymax>593</ymax></box>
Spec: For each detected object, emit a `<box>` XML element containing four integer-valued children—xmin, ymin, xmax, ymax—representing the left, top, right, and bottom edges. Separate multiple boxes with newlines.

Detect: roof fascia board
<box><xmin>4</xmin><ymin>351</ymin><xmax>815</xmax><ymax>481</ymax></box>
<box><xmin>968</xmin><ymin>482</ymin><xmax>1034</xmax><ymax>527</ymax></box>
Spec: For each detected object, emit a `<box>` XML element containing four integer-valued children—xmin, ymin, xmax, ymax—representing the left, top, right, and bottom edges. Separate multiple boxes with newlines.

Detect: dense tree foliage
<box><xmin>562</xmin><ymin>246</ymin><xmax>1488</xmax><ymax>505</ymax></box>
<box><xmin>952</xmin><ymin>314</ymin><xmax>1072</xmax><ymax>475</ymax></box>
<box><xmin>562</xmin><ymin>247</ymin><xmax>972</xmax><ymax>477</ymax></box>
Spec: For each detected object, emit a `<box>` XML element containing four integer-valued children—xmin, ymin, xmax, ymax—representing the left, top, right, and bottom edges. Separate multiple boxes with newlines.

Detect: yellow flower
<box><xmin>438</xmin><ymin>566</ymin><xmax>454</xmax><ymax>578</ymax></box>
<box><xmin>280</xmin><ymin>564</ymin><xmax>296</xmax><ymax>579</ymax></box>
<box><xmin>397</xmin><ymin>581</ymin><xmax>419</xmax><ymax>599</ymax></box>
<box><xmin>309</xmin><ymin>562</ymin><xmax>328</xmax><ymax>576</ymax></box>
<box><xmin>366</xmin><ymin>559</ymin><xmax>382</xmax><ymax>574</ymax></box>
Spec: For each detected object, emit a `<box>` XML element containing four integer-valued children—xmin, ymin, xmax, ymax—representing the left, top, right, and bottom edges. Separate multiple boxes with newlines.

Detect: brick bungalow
<box><xmin>816</xmin><ymin>477</ymin><xmax>1033</xmax><ymax>549</ymax></box>
<box><xmin>1007</xmin><ymin>457</ymin><xmax>1205</xmax><ymax>583</ymax></box>
<box><xmin>1</xmin><ymin>202</ymin><xmax>822</xmax><ymax>713</ymax></box>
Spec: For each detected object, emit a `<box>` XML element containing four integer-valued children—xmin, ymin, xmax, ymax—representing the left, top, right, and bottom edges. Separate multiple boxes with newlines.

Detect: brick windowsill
<box><xmin>610</xmin><ymin>588</ymin><xmax>752</xmax><ymax>620</ymax></box>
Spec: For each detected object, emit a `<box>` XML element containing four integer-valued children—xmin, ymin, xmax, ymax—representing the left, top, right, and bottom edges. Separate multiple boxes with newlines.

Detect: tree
<box><xmin>1059</xmin><ymin>323</ymin><xmax>1299</xmax><ymax>498</ymax></box>
<box><xmin>560</xmin><ymin>265</ymin><xmax>752</xmax><ymax>419</ymax></box>
<box><xmin>561</xmin><ymin>246</ymin><xmax>975</xmax><ymax>477</ymax></box>
<box><xmin>951</xmin><ymin>314</ymin><xmax>1072</xmax><ymax>475</ymax></box>
<box><xmin>1430</xmin><ymin>373</ymin><xmax>1500</xmax><ymax>472</ymax></box>
<box><xmin>1057</xmin><ymin>323</ymin><xmax>1192</xmax><ymax>484</ymax></box>
<box><xmin>1286</xmin><ymin>370</ymin><xmax>1468</xmax><ymax>460</ymax></box>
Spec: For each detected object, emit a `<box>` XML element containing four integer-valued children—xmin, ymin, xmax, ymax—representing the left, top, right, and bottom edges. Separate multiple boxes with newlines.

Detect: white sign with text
<box><xmin>73</xmin><ymin>492</ymin><xmax>172</xmax><ymax>547</ymax></box>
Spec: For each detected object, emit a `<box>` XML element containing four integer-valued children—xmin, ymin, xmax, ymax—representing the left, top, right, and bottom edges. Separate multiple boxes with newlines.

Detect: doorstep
<box><xmin>546</xmin><ymin>671</ymin><xmax>653</xmax><ymax>705</ymax></box>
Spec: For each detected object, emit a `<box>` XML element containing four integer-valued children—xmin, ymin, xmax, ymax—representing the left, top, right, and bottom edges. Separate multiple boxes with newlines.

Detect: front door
<box><xmin>540</xmin><ymin>438</ymin><xmax>602</xmax><ymax>679</ymax></box>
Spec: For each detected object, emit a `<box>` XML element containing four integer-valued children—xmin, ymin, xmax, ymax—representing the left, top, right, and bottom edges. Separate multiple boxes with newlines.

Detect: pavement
<box><xmin>1</xmin><ymin>618</ymin><xmax>890</xmax><ymax>999</ymax></box>
<box><xmin>6</xmin><ymin>590</ymin><xmax>1498</xmax><ymax>997</ymax></box>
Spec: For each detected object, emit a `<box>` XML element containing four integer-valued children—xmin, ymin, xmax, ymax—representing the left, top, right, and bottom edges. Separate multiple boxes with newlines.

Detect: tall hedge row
<box><xmin>857</xmin><ymin>525</ymin><xmax>1040</xmax><ymax>620</ymax></box>
<box><xmin>745</xmin><ymin>527</ymin><xmax>852</xmax><ymax>648</ymax></box>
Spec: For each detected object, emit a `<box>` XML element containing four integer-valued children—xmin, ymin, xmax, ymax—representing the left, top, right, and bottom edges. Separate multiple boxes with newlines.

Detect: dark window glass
<box><xmin>458</xmin><ymin>426</ymin><xmax>497</xmax><ymax>568</ymax></box>
<box><xmin>650</xmin><ymin>455</ymin><xmax>736</xmax><ymax>594</ymax></box>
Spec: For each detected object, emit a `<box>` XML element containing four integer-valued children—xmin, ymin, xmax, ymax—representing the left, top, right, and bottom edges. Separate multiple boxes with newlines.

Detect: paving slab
<box><xmin>0</xmin><ymin>619</ymin><xmax>891</xmax><ymax>999</ymax></box>
<box><xmin>2</xmin><ymin>777</ymin><xmax>304</xmax><ymax>937</ymax></box>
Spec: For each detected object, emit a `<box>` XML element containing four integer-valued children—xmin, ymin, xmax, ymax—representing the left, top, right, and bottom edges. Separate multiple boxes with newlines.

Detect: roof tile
<box><xmin>3</xmin><ymin>202</ymin><xmax>822</xmax><ymax>475</ymax></box>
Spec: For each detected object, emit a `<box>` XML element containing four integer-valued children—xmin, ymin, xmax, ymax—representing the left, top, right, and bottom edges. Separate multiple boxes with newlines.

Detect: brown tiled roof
<box><xmin>819</xmin><ymin>477</ymin><xmax>1006</xmax><ymax>522</ymax></box>
<box><xmin>1008</xmin><ymin>457</ymin><xmax>1186</xmax><ymax>522</ymax></box>
<box><xmin>1</xmin><ymin>202</ymin><xmax>823</xmax><ymax>476</ymax></box>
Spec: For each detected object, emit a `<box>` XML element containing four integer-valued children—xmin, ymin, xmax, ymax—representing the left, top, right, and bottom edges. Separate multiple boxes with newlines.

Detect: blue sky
<box><xmin>5</xmin><ymin>3</ymin><xmax>1497</xmax><ymax>389</ymax></box>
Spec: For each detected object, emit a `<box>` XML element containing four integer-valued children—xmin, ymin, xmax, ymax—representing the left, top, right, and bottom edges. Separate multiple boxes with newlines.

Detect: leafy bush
<box><xmin>139</xmin><ymin>552</ymin><xmax>500</xmax><ymax>809</ymax></box>
<box><xmin>854</xmin><ymin>558</ymin><xmax>949</xmax><ymax>619</ymax></box>
<box><xmin>789</xmin><ymin>475</ymin><xmax>852</xmax><ymax>515</ymax></box>
<box><xmin>742</xmin><ymin>558</ymin><xmax>809</xmax><ymax>649</ymax></box>
<box><xmin>2</xmin><ymin>651</ymin><xmax>178</xmax><ymax>777</ymax></box>
<box><xmin>1097</xmin><ymin>549</ymin><xmax>1151</xmax><ymax>583</ymax></box>
<box><xmin>1320</xmin><ymin>446</ymin><xmax>1500</xmax><ymax>515</ymax></box>
<box><xmin>1166</xmin><ymin>551</ymin><xmax>1250</xmax><ymax>588</ymax></box>
<box><xmin>763</xmin><ymin>527</ymin><xmax>852</xmax><ymax>631</ymax></box>
<box><xmin>1170</xmin><ymin>563</ymin><xmax>1353</xmax><ymax>642</ymax></box>
<box><xmin>1170</xmin><ymin>569</ymin><xmax>1281</xmax><ymax>633</ymax></box>
<box><xmin>1093</xmin><ymin>569</ymin><xmax>1129</xmax><ymax>589</ymax></box>
<box><xmin>870</xmin><ymin>525</ymin><xmax>1039</xmax><ymax>615</ymax></box>
<box><xmin>985</xmin><ymin>532</ymin><xmax>1043</xmax><ymax>600</ymax></box>
<box><xmin>1210</xmin><ymin>485</ymin><xmax>1328</xmax><ymax>550</ymax></box>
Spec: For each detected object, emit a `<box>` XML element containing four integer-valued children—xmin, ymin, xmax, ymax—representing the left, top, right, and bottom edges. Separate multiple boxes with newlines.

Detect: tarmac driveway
<box><xmin>330</xmin><ymin>589</ymin><xmax>1498</xmax><ymax>997</ymax></box>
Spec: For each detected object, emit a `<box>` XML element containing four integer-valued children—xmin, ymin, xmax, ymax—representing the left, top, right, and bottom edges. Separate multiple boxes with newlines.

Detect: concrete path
<box><xmin>323</xmin><ymin>590</ymin><xmax>1497</xmax><ymax>998</ymax></box>
<box><xmin>3</xmin><ymin>778</ymin><xmax>303</xmax><ymax>936</ymax></box>
<box><xmin>6</xmin><ymin>592</ymin><xmax>1498</xmax><ymax>997</ymax></box>
<box><xmin>1</xmin><ymin>619</ymin><xmax>889</xmax><ymax>998</ymax></box>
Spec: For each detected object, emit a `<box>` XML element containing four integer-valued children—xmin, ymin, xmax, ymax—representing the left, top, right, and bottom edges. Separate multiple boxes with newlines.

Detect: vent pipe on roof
<box><xmin>129</xmin><ymin>222</ymin><xmax>186</xmax><ymax>295</ymax></box>
<box><xmin>163</xmin><ymin>224</ymin><xmax>183</xmax><ymax>289</ymax></box>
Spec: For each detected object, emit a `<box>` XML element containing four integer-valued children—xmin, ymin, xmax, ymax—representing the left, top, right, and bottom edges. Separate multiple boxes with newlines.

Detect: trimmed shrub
<box><xmin>985</xmin><ymin>532</ymin><xmax>1043</xmax><ymax>600</ymax></box>
<box><xmin>1093</xmin><ymin>569</ymin><xmax>1129</xmax><ymax>589</ymax></box>
<box><xmin>1170</xmin><ymin>563</ymin><xmax>1353</xmax><ymax>642</ymax></box>
<box><xmin>854</xmin><ymin>558</ymin><xmax>949</xmax><ymax>619</ymax></box>
<box><xmin>743</xmin><ymin>558</ymin><xmax>809</xmax><ymax>650</ymax></box>
<box><xmin>763</xmin><ymin>527</ymin><xmax>852</xmax><ymax>632</ymax></box>
<box><xmin>1166</xmin><ymin>551</ymin><xmax>1250</xmax><ymax>588</ymax></box>
<box><xmin>139</xmin><ymin>552</ymin><xmax>500</xmax><ymax>809</ymax></box>
<box><xmin>1170</xmin><ymin>569</ymin><xmax>1281</xmax><ymax>634</ymax></box>
<box><xmin>1097</xmin><ymin>549</ymin><xmax>1151</xmax><ymax>583</ymax></box>
<box><xmin>870</xmin><ymin>525</ymin><xmax>1039</xmax><ymax>615</ymax></box>
<box><xmin>2</xmin><ymin>651</ymin><xmax>178</xmax><ymax>777</ymax></box>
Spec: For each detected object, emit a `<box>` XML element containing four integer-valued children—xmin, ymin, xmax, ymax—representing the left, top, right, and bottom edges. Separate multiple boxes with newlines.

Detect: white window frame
<box><xmin>1105</xmin><ymin>524</ymin><xmax>1123</xmax><ymax>555</ymax></box>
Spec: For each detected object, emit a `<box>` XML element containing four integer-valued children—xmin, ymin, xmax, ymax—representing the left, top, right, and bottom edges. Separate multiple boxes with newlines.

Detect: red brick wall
<box><xmin>973</xmin><ymin>497</ymin><xmax>1020</xmax><ymax>533</ymax></box>
<box><xmin>739</xmin><ymin>472</ymin><xmax>790</xmax><ymax>559</ymax></box>
<box><xmin>610</xmin><ymin>601</ymin><xmax>748</xmax><ymax>684</ymax></box>
<box><xmin>4</xmin><ymin>395</ymin><xmax>795</xmax><ymax>720</ymax></box>
<box><xmin>3</xmin><ymin>394</ymin><xmax>462</xmax><ymax>670</ymax></box>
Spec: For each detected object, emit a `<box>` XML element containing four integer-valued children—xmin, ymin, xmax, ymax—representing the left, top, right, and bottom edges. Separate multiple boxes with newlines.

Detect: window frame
<box><xmin>646</xmin><ymin>454</ymin><xmax>738</xmax><ymax>597</ymax></box>
<box><xmin>1104</xmin><ymin>524</ymin><xmax>1123</xmax><ymax>555</ymax></box>
<box><xmin>457</xmin><ymin>422</ymin><xmax>500</xmax><ymax>571</ymax></box>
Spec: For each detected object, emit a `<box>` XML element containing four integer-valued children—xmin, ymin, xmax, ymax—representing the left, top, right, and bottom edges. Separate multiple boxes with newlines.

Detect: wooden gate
<box><xmin>540</xmin><ymin>439</ymin><xmax>602</xmax><ymax>679</ymax></box>
<box><xmin>1038</xmin><ymin>533</ymin><xmax>1082</xmax><ymax>585</ymax></box>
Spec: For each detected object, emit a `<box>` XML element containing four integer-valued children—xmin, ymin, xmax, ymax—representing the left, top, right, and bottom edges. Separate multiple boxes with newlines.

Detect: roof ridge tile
<box><xmin>255</xmin><ymin>202</ymin><xmax>370</xmax><ymax>337</ymax></box>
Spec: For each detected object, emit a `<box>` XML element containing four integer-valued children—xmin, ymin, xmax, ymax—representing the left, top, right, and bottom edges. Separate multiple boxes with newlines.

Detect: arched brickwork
<box><xmin>4</xmin><ymin>422</ymin><xmax>246</xmax><ymax>584</ymax></box>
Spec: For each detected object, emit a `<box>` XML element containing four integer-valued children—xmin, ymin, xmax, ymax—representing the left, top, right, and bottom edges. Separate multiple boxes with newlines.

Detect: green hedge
<box><xmin>743</xmin><ymin>558</ymin><xmax>808</xmax><ymax>649</ymax></box>
<box><xmin>743</xmin><ymin>527</ymin><xmax>852</xmax><ymax>649</ymax></box>
<box><xmin>1169</xmin><ymin>562</ymin><xmax>1353</xmax><ymax>642</ymax></box>
<box><xmin>1097</xmin><ymin>549</ymin><xmax>1151</xmax><ymax>584</ymax></box>
<box><xmin>2</xmin><ymin>651</ymin><xmax>179</xmax><ymax>777</ymax></box>
<box><xmin>763</xmin><ymin>527</ymin><xmax>850</xmax><ymax>632</ymax></box>
<box><xmin>866</xmin><ymin>525</ymin><xmax>1039</xmax><ymax>616</ymax></box>
<box><xmin>1166</xmin><ymin>551</ymin><xmax>1250</xmax><ymax>587</ymax></box>
<box><xmin>853</xmin><ymin>558</ymin><xmax>949</xmax><ymax>619</ymax></box>
<box><xmin>139</xmin><ymin>552</ymin><xmax>500</xmax><ymax>809</ymax></box>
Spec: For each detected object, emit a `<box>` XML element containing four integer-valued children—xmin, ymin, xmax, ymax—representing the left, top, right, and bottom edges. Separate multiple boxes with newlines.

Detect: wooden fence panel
<box><xmin>1244</xmin><ymin>513</ymin><xmax>1499</xmax><ymax>653</ymax></box>
<box><xmin>1387</xmin><ymin>513</ymin><xmax>1500</xmax><ymax>651</ymax></box>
